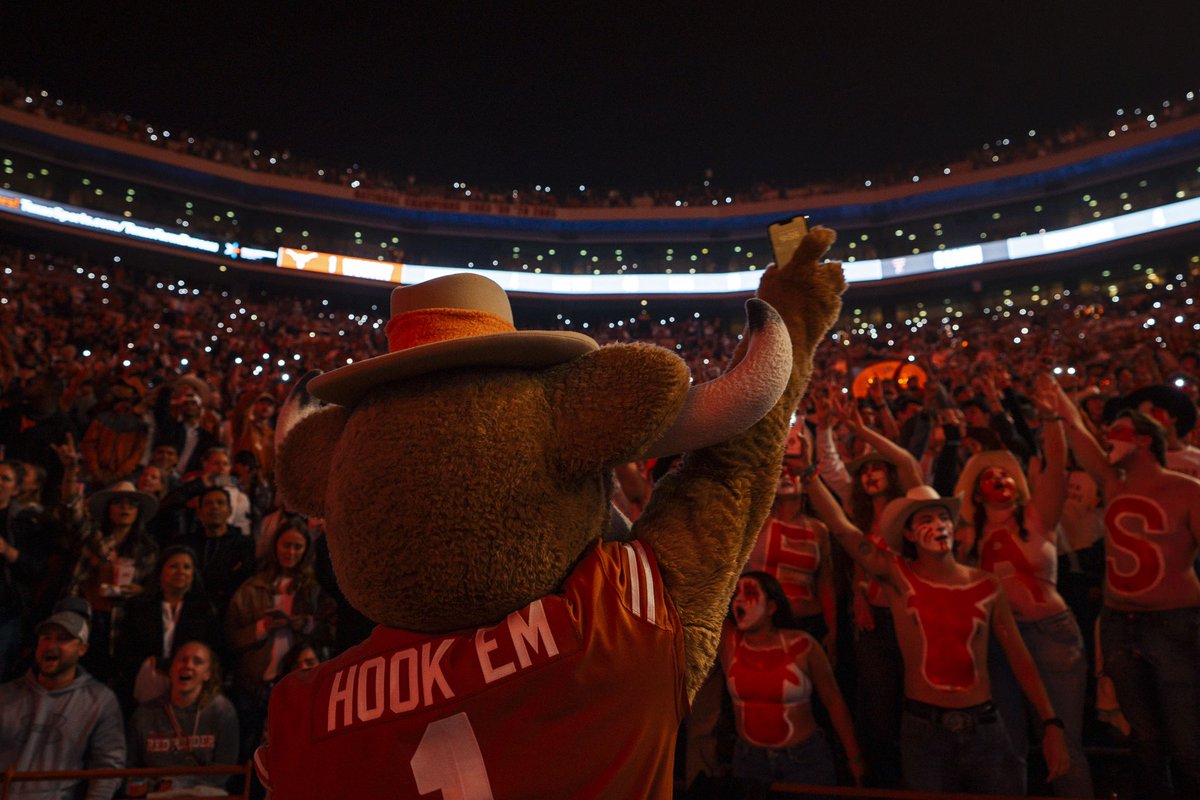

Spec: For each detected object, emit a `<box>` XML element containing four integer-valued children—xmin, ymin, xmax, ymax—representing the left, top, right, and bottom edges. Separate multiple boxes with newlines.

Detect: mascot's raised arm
<box><xmin>258</xmin><ymin>227</ymin><xmax>845</xmax><ymax>798</ymax></box>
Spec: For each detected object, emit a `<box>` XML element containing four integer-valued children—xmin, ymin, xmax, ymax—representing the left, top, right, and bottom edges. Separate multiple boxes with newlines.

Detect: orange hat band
<box><xmin>385</xmin><ymin>307</ymin><xmax>516</xmax><ymax>353</ymax></box>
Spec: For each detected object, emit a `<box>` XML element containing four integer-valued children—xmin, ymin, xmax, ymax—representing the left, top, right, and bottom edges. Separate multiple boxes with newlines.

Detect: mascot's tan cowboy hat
<box><xmin>87</xmin><ymin>480</ymin><xmax>159</xmax><ymax>522</ymax></box>
<box><xmin>309</xmin><ymin>273</ymin><xmax>599</xmax><ymax>405</ymax></box>
<box><xmin>953</xmin><ymin>450</ymin><xmax>1030</xmax><ymax>525</ymax></box>
<box><xmin>877</xmin><ymin>486</ymin><xmax>962</xmax><ymax>544</ymax></box>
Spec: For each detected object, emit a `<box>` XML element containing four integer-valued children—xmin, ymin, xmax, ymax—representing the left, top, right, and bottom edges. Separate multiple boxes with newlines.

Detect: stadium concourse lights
<box><xmin>6</xmin><ymin>186</ymin><xmax>1200</xmax><ymax>298</ymax></box>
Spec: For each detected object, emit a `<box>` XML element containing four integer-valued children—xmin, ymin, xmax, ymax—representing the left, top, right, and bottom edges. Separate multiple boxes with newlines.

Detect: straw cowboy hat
<box><xmin>953</xmin><ymin>450</ymin><xmax>1030</xmax><ymax>525</ymax></box>
<box><xmin>877</xmin><ymin>486</ymin><xmax>962</xmax><ymax>545</ymax></box>
<box><xmin>173</xmin><ymin>373</ymin><xmax>212</xmax><ymax>405</ymax></box>
<box><xmin>846</xmin><ymin>450</ymin><xmax>900</xmax><ymax>477</ymax></box>
<box><xmin>308</xmin><ymin>273</ymin><xmax>598</xmax><ymax>405</ymax></box>
<box><xmin>87</xmin><ymin>480</ymin><xmax>159</xmax><ymax>522</ymax></box>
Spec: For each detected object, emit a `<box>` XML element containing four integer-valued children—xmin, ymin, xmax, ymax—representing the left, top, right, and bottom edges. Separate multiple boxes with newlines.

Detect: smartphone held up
<box><xmin>768</xmin><ymin>215</ymin><xmax>809</xmax><ymax>268</ymax></box>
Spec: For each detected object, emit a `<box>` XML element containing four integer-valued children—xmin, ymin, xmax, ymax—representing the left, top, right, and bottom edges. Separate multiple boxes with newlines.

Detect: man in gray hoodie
<box><xmin>0</xmin><ymin>600</ymin><xmax>125</xmax><ymax>799</ymax></box>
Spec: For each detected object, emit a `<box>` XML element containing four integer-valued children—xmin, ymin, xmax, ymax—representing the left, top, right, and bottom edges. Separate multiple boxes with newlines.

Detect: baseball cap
<box><xmin>35</xmin><ymin>597</ymin><xmax>92</xmax><ymax>643</ymax></box>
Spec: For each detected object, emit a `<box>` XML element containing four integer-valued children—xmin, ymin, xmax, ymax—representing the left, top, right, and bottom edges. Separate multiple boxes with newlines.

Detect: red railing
<box><xmin>772</xmin><ymin>785</ymin><xmax>1073</xmax><ymax>799</ymax></box>
<box><xmin>1</xmin><ymin>765</ymin><xmax>1100</xmax><ymax>799</ymax></box>
<box><xmin>1</xmin><ymin>762</ymin><xmax>252</xmax><ymax>800</ymax></box>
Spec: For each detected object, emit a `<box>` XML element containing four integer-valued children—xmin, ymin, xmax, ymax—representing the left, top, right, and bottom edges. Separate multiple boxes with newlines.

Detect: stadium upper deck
<box><xmin>2</xmin><ymin>83</ymin><xmax>1199</xmax><ymax>297</ymax></box>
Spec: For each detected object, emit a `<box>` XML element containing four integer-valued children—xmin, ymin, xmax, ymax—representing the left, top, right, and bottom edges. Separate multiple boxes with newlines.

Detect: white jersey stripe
<box><xmin>253</xmin><ymin>746</ymin><xmax>272</xmax><ymax>791</ymax></box>
<box><xmin>623</xmin><ymin>543</ymin><xmax>643</xmax><ymax>619</ymax></box>
<box><xmin>632</xmin><ymin>540</ymin><xmax>656</xmax><ymax>624</ymax></box>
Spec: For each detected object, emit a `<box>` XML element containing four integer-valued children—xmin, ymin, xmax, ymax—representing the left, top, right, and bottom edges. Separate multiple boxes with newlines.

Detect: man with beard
<box><xmin>1052</xmin><ymin>386</ymin><xmax>1200</xmax><ymax>799</ymax></box>
<box><xmin>0</xmin><ymin>599</ymin><xmax>125</xmax><ymax>799</ymax></box>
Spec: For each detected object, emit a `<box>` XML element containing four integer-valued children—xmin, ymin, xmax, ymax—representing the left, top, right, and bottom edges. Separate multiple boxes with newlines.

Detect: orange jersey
<box><xmin>256</xmin><ymin>539</ymin><xmax>687</xmax><ymax>799</ymax></box>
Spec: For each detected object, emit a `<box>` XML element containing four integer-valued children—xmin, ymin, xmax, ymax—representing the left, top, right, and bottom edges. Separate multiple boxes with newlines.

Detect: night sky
<box><xmin>5</xmin><ymin>2</ymin><xmax>1199</xmax><ymax>192</ymax></box>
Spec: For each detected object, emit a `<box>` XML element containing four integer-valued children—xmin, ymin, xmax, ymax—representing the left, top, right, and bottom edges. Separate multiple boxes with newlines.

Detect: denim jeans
<box><xmin>1100</xmin><ymin>606</ymin><xmax>1200</xmax><ymax>799</ymax></box>
<box><xmin>733</xmin><ymin>728</ymin><xmax>836</xmax><ymax>795</ymax></box>
<box><xmin>900</xmin><ymin>703</ymin><xmax>1022</xmax><ymax>795</ymax></box>
<box><xmin>989</xmin><ymin>609</ymin><xmax>1093</xmax><ymax>798</ymax></box>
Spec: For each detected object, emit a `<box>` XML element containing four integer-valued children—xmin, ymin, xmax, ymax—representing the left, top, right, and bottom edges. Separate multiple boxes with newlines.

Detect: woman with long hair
<box><xmin>114</xmin><ymin>545</ymin><xmax>221</xmax><ymax>714</ymax></box>
<box><xmin>67</xmin><ymin>480</ymin><xmax>159</xmax><ymax>682</ymax></box>
<box><xmin>226</xmin><ymin>519</ymin><xmax>334</xmax><ymax>759</ymax></box>
<box><xmin>953</xmin><ymin>378</ymin><xmax>1093</xmax><ymax>798</ymax></box>
<box><xmin>126</xmin><ymin>640</ymin><xmax>239</xmax><ymax>794</ymax></box>
<box><xmin>720</xmin><ymin>571</ymin><xmax>862</xmax><ymax>796</ymax></box>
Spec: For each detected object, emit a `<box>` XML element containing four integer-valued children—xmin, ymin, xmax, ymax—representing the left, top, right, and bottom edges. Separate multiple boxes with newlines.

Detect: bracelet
<box><xmin>1042</xmin><ymin>716</ymin><xmax>1065</xmax><ymax>731</ymax></box>
<box><xmin>798</xmin><ymin>463</ymin><xmax>818</xmax><ymax>484</ymax></box>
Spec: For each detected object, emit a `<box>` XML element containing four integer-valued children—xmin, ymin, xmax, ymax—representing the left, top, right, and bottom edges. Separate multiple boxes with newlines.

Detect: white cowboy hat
<box><xmin>953</xmin><ymin>450</ymin><xmax>1030</xmax><ymax>525</ymax></box>
<box><xmin>846</xmin><ymin>450</ymin><xmax>901</xmax><ymax>477</ymax></box>
<box><xmin>877</xmin><ymin>486</ymin><xmax>962</xmax><ymax>545</ymax></box>
<box><xmin>87</xmin><ymin>480</ymin><xmax>159</xmax><ymax>522</ymax></box>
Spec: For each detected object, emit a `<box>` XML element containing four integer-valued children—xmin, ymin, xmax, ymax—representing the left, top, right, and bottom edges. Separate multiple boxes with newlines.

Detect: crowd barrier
<box><xmin>0</xmin><ymin>765</ymin><xmax>1095</xmax><ymax>800</ymax></box>
<box><xmin>773</xmin><ymin>785</ymin><xmax>1069</xmax><ymax>799</ymax></box>
<box><xmin>1</xmin><ymin>762</ymin><xmax>251</xmax><ymax>800</ymax></box>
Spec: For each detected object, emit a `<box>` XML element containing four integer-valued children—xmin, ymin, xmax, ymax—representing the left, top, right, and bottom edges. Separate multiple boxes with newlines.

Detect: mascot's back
<box><xmin>262</xmin><ymin>540</ymin><xmax>683</xmax><ymax>797</ymax></box>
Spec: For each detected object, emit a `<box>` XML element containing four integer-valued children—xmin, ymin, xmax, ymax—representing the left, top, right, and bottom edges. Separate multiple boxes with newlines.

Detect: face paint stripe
<box><xmin>734</xmin><ymin>579</ymin><xmax>769</xmax><ymax>631</ymax></box>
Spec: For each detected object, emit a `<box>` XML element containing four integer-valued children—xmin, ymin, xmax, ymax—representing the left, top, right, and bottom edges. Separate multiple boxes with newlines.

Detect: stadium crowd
<box><xmin>4</xmin><ymin>76</ymin><xmax>1197</xmax><ymax>210</ymax></box>
<box><xmin>1</xmin><ymin>240</ymin><xmax>1198</xmax><ymax>798</ymax></box>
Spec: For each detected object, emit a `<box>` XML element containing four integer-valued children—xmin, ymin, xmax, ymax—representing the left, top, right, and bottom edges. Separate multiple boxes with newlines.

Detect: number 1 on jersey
<box><xmin>411</xmin><ymin>712</ymin><xmax>495</xmax><ymax>799</ymax></box>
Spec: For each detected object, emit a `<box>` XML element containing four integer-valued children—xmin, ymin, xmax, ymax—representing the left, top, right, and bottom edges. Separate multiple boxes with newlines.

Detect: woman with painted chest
<box><xmin>719</xmin><ymin>570</ymin><xmax>863</xmax><ymax>796</ymax></box>
<box><xmin>954</xmin><ymin>379</ymin><xmax>1092</xmax><ymax>798</ymax></box>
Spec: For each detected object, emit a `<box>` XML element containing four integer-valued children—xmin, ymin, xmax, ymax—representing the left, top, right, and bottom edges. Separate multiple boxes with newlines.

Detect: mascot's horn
<box><xmin>641</xmin><ymin>298</ymin><xmax>792</xmax><ymax>459</ymax></box>
<box><xmin>275</xmin><ymin>370</ymin><xmax>327</xmax><ymax>457</ymax></box>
